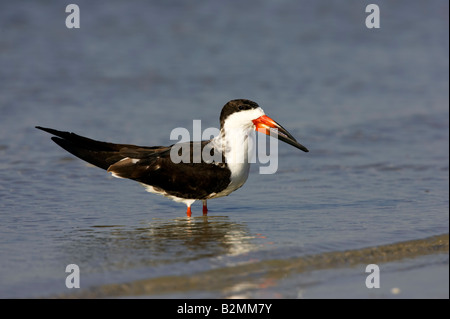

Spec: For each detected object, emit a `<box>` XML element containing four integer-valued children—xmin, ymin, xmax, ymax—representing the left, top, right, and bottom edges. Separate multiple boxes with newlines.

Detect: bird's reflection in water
<box><xmin>134</xmin><ymin>216</ymin><xmax>256</xmax><ymax>258</ymax></box>
<box><xmin>66</xmin><ymin>215</ymin><xmax>258</xmax><ymax>273</ymax></box>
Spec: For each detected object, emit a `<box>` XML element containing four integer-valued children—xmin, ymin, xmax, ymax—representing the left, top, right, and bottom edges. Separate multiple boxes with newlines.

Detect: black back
<box><xmin>36</xmin><ymin>126</ymin><xmax>231</xmax><ymax>200</ymax></box>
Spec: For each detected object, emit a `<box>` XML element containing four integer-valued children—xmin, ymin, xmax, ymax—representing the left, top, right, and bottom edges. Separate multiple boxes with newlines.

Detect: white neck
<box><xmin>210</xmin><ymin>107</ymin><xmax>265</xmax><ymax>194</ymax></box>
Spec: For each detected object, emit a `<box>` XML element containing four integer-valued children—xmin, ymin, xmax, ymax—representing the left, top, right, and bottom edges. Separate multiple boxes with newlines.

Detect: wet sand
<box><xmin>54</xmin><ymin>233</ymin><xmax>448</xmax><ymax>298</ymax></box>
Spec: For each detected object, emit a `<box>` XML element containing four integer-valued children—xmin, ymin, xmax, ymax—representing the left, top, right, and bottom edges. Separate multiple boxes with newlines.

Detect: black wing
<box><xmin>36</xmin><ymin>126</ymin><xmax>166</xmax><ymax>170</ymax></box>
<box><xmin>36</xmin><ymin>126</ymin><xmax>231</xmax><ymax>199</ymax></box>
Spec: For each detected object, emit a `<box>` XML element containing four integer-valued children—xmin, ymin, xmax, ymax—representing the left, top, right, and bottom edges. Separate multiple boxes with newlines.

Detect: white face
<box><xmin>222</xmin><ymin>107</ymin><xmax>266</xmax><ymax>132</ymax></box>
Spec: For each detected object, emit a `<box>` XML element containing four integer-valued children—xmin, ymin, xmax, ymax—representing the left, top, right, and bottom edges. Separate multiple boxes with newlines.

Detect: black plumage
<box><xmin>35</xmin><ymin>126</ymin><xmax>231</xmax><ymax>200</ymax></box>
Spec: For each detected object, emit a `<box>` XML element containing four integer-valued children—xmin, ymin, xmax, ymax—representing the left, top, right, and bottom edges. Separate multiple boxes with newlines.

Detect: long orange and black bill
<box><xmin>252</xmin><ymin>115</ymin><xmax>309</xmax><ymax>152</ymax></box>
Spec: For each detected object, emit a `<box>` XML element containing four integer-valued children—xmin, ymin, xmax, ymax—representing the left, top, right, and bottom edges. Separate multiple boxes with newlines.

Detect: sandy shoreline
<box><xmin>54</xmin><ymin>233</ymin><xmax>448</xmax><ymax>298</ymax></box>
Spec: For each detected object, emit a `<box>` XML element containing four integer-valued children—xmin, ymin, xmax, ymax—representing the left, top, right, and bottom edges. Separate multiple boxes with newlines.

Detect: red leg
<box><xmin>186</xmin><ymin>206</ymin><xmax>192</xmax><ymax>218</ymax></box>
<box><xmin>202</xmin><ymin>200</ymin><xmax>208</xmax><ymax>216</ymax></box>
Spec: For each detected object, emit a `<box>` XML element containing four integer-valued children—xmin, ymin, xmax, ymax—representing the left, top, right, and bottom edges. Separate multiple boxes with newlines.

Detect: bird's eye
<box><xmin>238</xmin><ymin>105</ymin><xmax>246</xmax><ymax>110</ymax></box>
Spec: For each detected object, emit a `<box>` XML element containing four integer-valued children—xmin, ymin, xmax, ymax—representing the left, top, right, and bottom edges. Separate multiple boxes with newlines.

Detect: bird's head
<box><xmin>220</xmin><ymin>99</ymin><xmax>309</xmax><ymax>152</ymax></box>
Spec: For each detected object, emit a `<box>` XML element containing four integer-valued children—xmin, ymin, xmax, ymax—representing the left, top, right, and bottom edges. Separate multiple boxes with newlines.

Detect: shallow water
<box><xmin>0</xmin><ymin>0</ymin><xmax>448</xmax><ymax>298</ymax></box>
<box><xmin>55</xmin><ymin>234</ymin><xmax>449</xmax><ymax>298</ymax></box>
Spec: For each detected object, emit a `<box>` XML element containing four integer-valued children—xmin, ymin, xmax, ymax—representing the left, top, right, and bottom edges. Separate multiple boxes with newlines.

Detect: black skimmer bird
<box><xmin>36</xmin><ymin>99</ymin><xmax>308</xmax><ymax>217</ymax></box>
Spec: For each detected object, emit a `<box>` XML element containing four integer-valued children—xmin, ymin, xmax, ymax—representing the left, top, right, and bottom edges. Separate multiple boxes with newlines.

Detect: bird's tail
<box><xmin>36</xmin><ymin>126</ymin><xmax>135</xmax><ymax>170</ymax></box>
